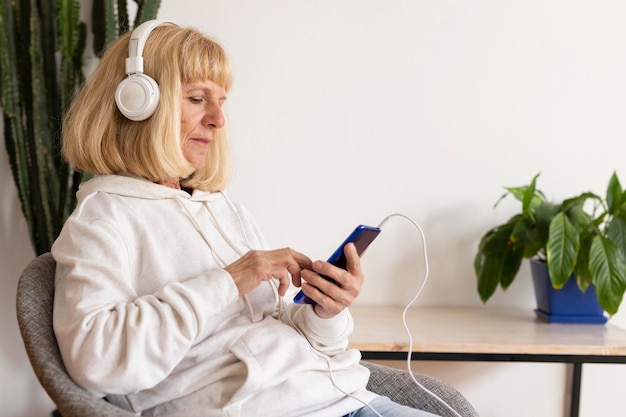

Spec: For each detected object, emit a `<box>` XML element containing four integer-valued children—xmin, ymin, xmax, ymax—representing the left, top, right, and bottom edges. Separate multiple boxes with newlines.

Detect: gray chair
<box><xmin>16</xmin><ymin>253</ymin><xmax>479</xmax><ymax>417</ymax></box>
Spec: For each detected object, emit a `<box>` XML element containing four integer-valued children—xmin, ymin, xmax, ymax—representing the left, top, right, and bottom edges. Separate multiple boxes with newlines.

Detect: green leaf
<box><xmin>547</xmin><ymin>212</ymin><xmax>580</xmax><ymax>288</ymax></box>
<box><xmin>607</xmin><ymin>217</ymin><xmax>626</xmax><ymax>267</ymax></box>
<box><xmin>496</xmin><ymin>175</ymin><xmax>544</xmax><ymax>211</ymax></box>
<box><xmin>475</xmin><ymin>224</ymin><xmax>525</xmax><ymax>301</ymax></box>
<box><xmin>504</xmin><ymin>179</ymin><xmax>544</xmax><ymax>206</ymax></box>
<box><xmin>509</xmin><ymin>216</ymin><xmax>534</xmax><ymax>248</ymax></box>
<box><xmin>607</xmin><ymin>172</ymin><xmax>623</xmax><ymax>215</ymax></box>
<box><xmin>589</xmin><ymin>235</ymin><xmax>626</xmax><ymax>315</ymax></box>
<box><xmin>507</xmin><ymin>216</ymin><xmax>543</xmax><ymax>259</ymax></box>
<box><xmin>521</xmin><ymin>173</ymin><xmax>540</xmax><ymax>219</ymax></box>
<box><xmin>532</xmin><ymin>201</ymin><xmax>560</xmax><ymax>255</ymax></box>
<box><xmin>499</xmin><ymin>246</ymin><xmax>524</xmax><ymax>290</ymax></box>
<box><xmin>573</xmin><ymin>234</ymin><xmax>593</xmax><ymax>291</ymax></box>
<box><xmin>562</xmin><ymin>200</ymin><xmax>593</xmax><ymax>233</ymax></box>
<box><xmin>477</xmin><ymin>221</ymin><xmax>516</xmax><ymax>256</ymax></box>
<box><xmin>476</xmin><ymin>254</ymin><xmax>504</xmax><ymax>303</ymax></box>
<box><xmin>616</xmin><ymin>197</ymin><xmax>626</xmax><ymax>224</ymax></box>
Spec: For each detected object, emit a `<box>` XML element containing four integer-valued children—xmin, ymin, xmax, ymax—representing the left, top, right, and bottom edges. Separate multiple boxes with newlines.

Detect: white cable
<box><xmin>322</xmin><ymin>356</ymin><xmax>384</xmax><ymax>417</ymax></box>
<box><xmin>378</xmin><ymin>213</ymin><xmax>463</xmax><ymax>417</ymax></box>
<box><xmin>285</xmin><ymin>213</ymin><xmax>463</xmax><ymax>417</ymax></box>
<box><xmin>280</xmin><ymin>304</ymin><xmax>384</xmax><ymax>417</ymax></box>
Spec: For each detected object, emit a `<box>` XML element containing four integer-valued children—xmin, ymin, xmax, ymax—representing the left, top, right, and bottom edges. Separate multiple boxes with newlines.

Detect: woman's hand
<box><xmin>299</xmin><ymin>243</ymin><xmax>364</xmax><ymax>319</ymax></box>
<box><xmin>225</xmin><ymin>248</ymin><xmax>312</xmax><ymax>296</ymax></box>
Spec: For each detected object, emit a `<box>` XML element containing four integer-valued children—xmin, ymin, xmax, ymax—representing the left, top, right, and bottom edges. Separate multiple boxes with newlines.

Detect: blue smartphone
<box><xmin>293</xmin><ymin>224</ymin><xmax>381</xmax><ymax>305</ymax></box>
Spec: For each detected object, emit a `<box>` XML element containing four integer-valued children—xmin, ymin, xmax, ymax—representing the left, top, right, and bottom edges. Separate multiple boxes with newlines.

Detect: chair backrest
<box><xmin>16</xmin><ymin>253</ymin><xmax>135</xmax><ymax>417</ymax></box>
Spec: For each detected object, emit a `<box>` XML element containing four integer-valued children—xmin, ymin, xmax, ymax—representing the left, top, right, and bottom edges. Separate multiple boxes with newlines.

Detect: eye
<box><xmin>187</xmin><ymin>97</ymin><xmax>204</xmax><ymax>104</ymax></box>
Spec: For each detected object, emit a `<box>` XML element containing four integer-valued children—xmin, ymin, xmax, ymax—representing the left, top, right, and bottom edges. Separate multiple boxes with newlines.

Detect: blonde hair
<box><xmin>62</xmin><ymin>24</ymin><xmax>233</xmax><ymax>191</ymax></box>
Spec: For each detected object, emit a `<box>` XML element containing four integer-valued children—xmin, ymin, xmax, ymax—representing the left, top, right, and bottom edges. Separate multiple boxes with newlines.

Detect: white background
<box><xmin>2</xmin><ymin>1</ymin><xmax>626</xmax><ymax>416</ymax></box>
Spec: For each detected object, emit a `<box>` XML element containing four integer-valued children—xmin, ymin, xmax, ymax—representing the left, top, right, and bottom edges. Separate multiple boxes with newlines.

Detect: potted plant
<box><xmin>474</xmin><ymin>172</ymin><xmax>626</xmax><ymax>321</ymax></box>
<box><xmin>1</xmin><ymin>0</ymin><xmax>160</xmax><ymax>255</ymax></box>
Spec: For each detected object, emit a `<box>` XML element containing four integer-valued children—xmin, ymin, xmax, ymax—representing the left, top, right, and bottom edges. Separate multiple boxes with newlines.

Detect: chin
<box><xmin>185</xmin><ymin>154</ymin><xmax>208</xmax><ymax>171</ymax></box>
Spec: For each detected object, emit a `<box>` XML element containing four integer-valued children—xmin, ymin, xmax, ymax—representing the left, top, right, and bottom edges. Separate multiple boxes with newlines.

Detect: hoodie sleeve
<box><xmin>281</xmin><ymin>302</ymin><xmax>353</xmax><ymax>356</ymax></box>
<box><xmin>52</xmin><ymin>215</ymin><xmax>240</xmax><ymax>396</ymax></box>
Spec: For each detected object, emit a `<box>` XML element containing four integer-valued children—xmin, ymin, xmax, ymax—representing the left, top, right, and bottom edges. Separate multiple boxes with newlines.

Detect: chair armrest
<box><xmin>362</xmin><ymin>361</ymin><xmax>479</xmax><ymax>417</ymax></box>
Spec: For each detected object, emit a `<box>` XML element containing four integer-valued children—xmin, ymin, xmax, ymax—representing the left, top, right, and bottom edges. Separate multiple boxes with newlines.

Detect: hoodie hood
<box><xmin>77</xmin><ymin>174</ymin><xmax>223</xmax><ymax>203</ymax></box>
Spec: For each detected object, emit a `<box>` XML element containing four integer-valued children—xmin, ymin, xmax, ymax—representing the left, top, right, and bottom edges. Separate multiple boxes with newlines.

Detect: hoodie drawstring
<box><xmin>174</xmin><ymin>195</ymin><xmax>284</xmax><ymax>320</ymax></box>
<box><xmin>204</xmin><ymin>199</ymin><xmax>284</xmax><ymax>318</ymax></box>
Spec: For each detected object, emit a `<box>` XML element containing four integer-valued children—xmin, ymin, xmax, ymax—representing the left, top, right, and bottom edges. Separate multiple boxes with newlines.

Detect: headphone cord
<box><xmin>377</xmin><ymin>213</ymin><xmax>463</xmax><ymax>417</ymax></box>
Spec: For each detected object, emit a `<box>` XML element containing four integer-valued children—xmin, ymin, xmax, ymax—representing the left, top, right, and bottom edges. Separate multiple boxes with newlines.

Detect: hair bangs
<box><xmin>180</xmin><ymin>35</ymin><xmax>232</xmax><ymax>91</ymax></box>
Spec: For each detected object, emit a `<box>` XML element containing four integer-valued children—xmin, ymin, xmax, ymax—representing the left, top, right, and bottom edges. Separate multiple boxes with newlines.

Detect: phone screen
<box><xmin>293</xmin><ymin>225</ymin><xmax>381</xmax><ymax>305</ymax></box>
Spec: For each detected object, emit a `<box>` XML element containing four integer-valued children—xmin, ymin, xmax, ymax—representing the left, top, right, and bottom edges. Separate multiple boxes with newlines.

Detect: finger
<box><xmin>311</xmin><ymin>259</ymin><xmax>341</xmax><ymax>284</ymax></box>
<box><xmin>302</xmin><ymin>269</ymin><xmax>350</xmax><ymax>304</ymax></box>
<box><xmin>270</xmin><ymin>248</ymin><xmax>311</xmax><ymax>294</ymax></box>
<box><xmin>286</xmin><ymin>250</ymin><xmax>312</xmax><ymax>278</ymax></box>
<box><xmin>301</xmin><ymin>282</ymin><xmax>335</xmax><ymax>307</ymax></box>
<box><xmin>301</xmin><ymin>282</ymin><xmax>345</xmax><ymax>318</ymax></box>
<box><xmin>273</xmin><ymin>271</ymin><xmax>291</xmax><ymax>296</ymax></box>
<box><xmin>303</xmin><ymin>265</ymin><xmax>338</xmax><ymax>289</ymax></box>
<box><xmin>343</xmin><ymin>243</ymin><xmax>362</xmax><ymax>275</ymax></box>
<box><xmin>284</xmin><ymin>260</ymin><xmax>303</xmax><ymax>287</ymax></box>
<box><xmin>291</xmin><ymin>272</ymin><xmax>303</xmax><ymax>288</ymax></box>
<box><xmin>290</xmin><ymin>249</ymin><xmax>313</xmax><ymax>270</ymax></box>
<box><xmin>280</xmin><ymin>249</ymin><xmax>311</xmax><ymax>287</ymax></box>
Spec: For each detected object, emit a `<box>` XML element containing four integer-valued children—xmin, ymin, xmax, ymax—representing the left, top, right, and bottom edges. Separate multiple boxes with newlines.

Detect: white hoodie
<box><xmin>52</xmin><ymin>175</ymin><xmax>377</xmax><ymax>417</ymax></box>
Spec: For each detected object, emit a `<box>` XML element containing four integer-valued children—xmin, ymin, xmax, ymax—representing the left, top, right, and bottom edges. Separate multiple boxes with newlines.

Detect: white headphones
<box><xmin>115</xmin><ymin>20</ymin><xmax>173</xmax><ymax>121</ymax></box>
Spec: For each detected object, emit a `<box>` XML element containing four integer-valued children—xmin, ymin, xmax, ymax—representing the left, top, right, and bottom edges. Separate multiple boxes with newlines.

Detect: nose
<box><xmin>202</xmin><ymin>102</ymin><xmax>225</xmax><ymax>129</ymax></box>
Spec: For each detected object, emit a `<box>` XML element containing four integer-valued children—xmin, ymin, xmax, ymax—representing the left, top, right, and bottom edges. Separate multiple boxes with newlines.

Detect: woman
<box><xmin>52</xmin><ymin>20</ymin><xmax>440</xmax><ymax>417</ymax></box>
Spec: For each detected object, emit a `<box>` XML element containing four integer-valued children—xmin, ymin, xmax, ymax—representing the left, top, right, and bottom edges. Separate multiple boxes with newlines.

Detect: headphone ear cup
<box><xmin>115</xmin><ymin>74</ymin><xmax>160</xmax><ymax>121</ymax></box>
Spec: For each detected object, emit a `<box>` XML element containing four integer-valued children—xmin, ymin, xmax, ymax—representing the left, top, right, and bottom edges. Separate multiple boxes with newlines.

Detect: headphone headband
<box><xmin>125</xmin><ymin>20</ymin><xmax>173</xmax><ymax>74</ymax></box>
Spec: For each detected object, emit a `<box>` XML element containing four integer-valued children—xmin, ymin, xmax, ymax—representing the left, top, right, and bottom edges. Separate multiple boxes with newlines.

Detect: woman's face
<box><xmin>180</xmin><ymin>79</ymin><xmax>227</xmax><ymax>171</ymax></box>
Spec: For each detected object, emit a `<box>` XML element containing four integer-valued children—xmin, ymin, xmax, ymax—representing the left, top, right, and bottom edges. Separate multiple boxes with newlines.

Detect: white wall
<box><xmin>3</xmin><ymin>1</ymin><xmax>626</xmax><ymax>416</ymax></box>
<box><xmin>1</xmin><ymin>137</ymin><xmax>51</xmax><ymax>416</ymax></box>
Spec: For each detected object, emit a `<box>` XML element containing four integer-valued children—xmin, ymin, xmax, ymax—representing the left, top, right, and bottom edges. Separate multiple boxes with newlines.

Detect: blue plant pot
<box><xmin>530</xmin><ymin>258</ymin><xmax>607</xmax><ymax>324</ymax></box>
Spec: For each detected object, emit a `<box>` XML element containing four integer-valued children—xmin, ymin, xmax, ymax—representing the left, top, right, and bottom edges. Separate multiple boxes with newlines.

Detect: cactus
<box><xmin>92</xmin><ymin>0</ymin><xmax>162</xmax><ymax>57</ymax></box>
<box><xmin>1</xmin><ymin>0</ymin><xmax>160</xmax><ymax>255</ymax></box>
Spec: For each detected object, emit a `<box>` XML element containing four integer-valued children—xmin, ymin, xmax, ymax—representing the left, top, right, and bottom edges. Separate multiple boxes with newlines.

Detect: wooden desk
<box><xmin>349</xmin><ymin>306</ymin><xmax>626</xmax><ymax>417</ymax></box>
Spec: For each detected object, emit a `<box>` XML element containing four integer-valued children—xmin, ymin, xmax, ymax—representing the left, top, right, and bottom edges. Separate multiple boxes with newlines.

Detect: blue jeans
<box><xmin>345</xmin><ymin>396</ymin><xmax>441</xmax><ymax>417</ymax></box>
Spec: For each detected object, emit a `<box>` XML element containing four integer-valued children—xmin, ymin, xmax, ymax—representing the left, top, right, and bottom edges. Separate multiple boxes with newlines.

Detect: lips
<box><xmin>189</xmin><ymin>137</ymin><xmax>212</xmax><ymax>146</ymax></box>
